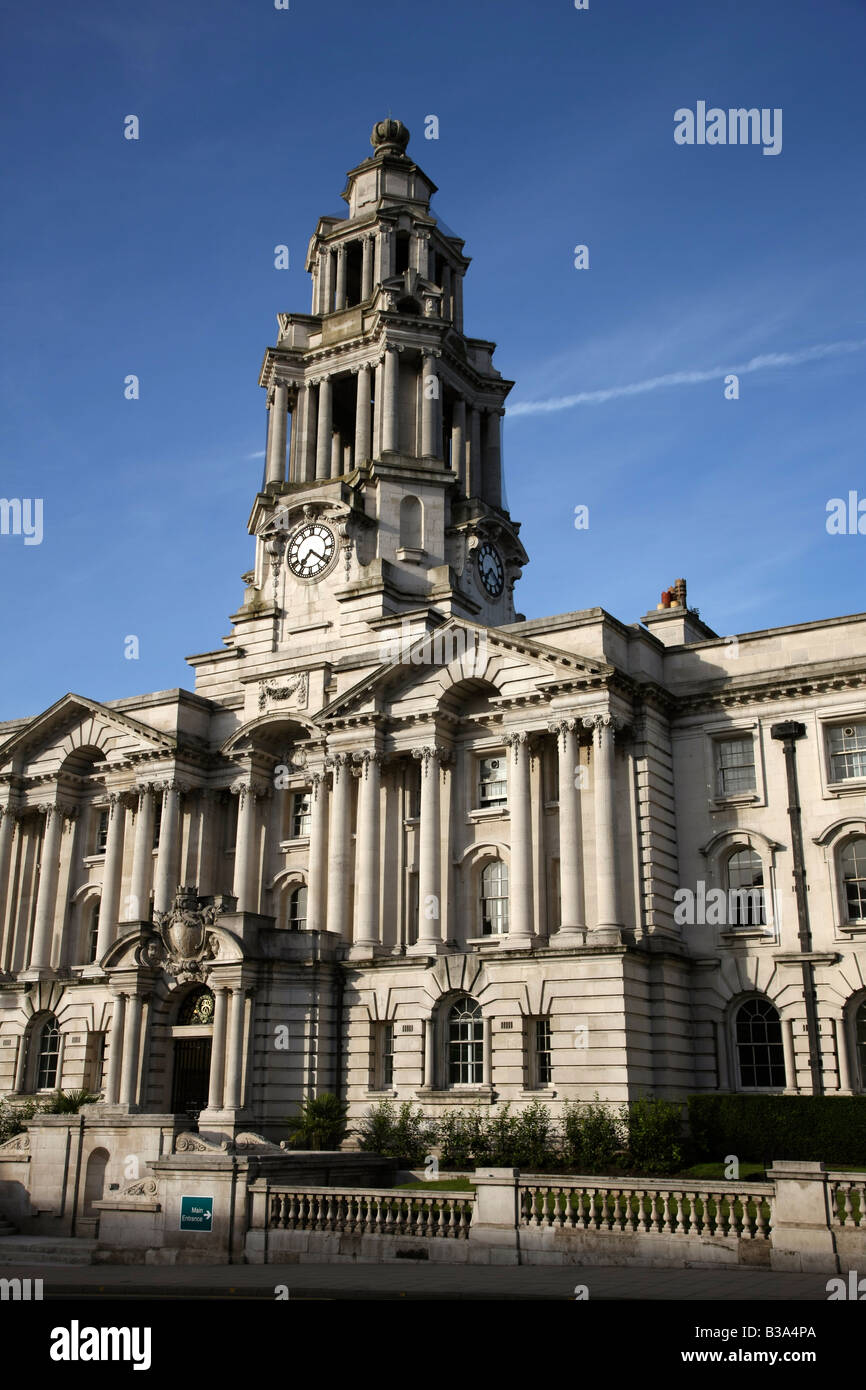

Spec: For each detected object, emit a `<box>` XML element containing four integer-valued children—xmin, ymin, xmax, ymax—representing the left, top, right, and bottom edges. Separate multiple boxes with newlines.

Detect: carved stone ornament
<box><xmin>175</xmin><ymin>1132</ymin><xmax>230</xmax><ymax>1153</ymax></box>
<box><xmin>121</xmin><ymin>1177</ymin><xmax>158</xmax><ymax>1197</ymax></box>
<box><xmin>0</xmin><ymin>1131</ymin><xmax>30</xmax><ymax>1154</ymax></box>
<box><xmin>147</xmin><ymin>887</ymin><xmax>220</xmax><ymax>984</ymax></box>
<box><xmin>258</xmin><ymin>671</ymin><xmax>309</xmax><ymax>712</ymax></box>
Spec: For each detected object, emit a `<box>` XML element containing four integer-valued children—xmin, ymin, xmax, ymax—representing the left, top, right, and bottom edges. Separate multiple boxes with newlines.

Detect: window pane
<box><xmin>716</xmin><ymin>738</ymin><xmax>756</xmax><ymax>796</ymax></box>
<box><xmin>829</xmin><ymin>724</ymin><xmax>866</xmax><ymax>781</ymax></box>
<box><xmin>727</xmin><ymin>849</ymin><xmax>765</xmax><ymax>926</ymax></box>
<box><xmin>449</xmin><ymin>998</ymin><xmax>484</xmax><ymax>1084</ymax></box>
<box><xmin>842</xmin><ymin>838</ymin><xmax>866</xmax><ymax>921</ymax></box>
<box><xmin>36</xmin><ymin>1018</ymin><xmax>60</xmax><ymax>1089</ymax></box>
<box><xmin>736</xmin><ymin>999</ymin><xmax>785</xmax><ymax>1088</ymax></box>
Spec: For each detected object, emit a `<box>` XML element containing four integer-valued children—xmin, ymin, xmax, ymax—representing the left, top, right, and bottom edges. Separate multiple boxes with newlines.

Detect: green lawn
<box><xmin>396</xmin><ymin>1179</ymin><xmax>476</xmax><ymax>1192</ymax></box>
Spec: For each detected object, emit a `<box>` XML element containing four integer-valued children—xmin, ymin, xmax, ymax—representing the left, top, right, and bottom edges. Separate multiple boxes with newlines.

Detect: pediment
<box><xmin>0</xmin><ymin>692</ymin><xmax>177</xmax><ymax>776</ymax></box>
<box><xmin>317</xmin><ymin>620</ymin><xmax>612</xmax><ymax>723</ymax></box>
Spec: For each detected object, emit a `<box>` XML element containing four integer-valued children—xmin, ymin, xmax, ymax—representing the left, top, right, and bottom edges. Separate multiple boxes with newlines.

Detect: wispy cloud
<box><xmin>246</xmin><ymin>450</ymin><xmax>266</xmax><ymax>460</ymax></box>
<box><xmin>509</xmin><ymin>339</ymin><xmax>866</xmax><ymax>417</ymax></box>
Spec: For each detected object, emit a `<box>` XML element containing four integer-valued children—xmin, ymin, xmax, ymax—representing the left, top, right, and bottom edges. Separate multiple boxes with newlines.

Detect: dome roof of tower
<box><xmin>370</xmin><ymin>117</ymin><xmax>410</xmax><ymax>157</ymax></box>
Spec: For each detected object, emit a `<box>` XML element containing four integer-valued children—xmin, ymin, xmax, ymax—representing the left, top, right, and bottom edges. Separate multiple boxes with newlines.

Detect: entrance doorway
<box><xmin>171</xmin><ymin>1037</ymin><xmax>212</xmax><ymax>1119</ymax></box>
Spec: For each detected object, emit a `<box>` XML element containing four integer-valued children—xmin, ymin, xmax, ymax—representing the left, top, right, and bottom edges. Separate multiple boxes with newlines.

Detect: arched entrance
<box><xmin>82</xmin><ymin>1148</ymin><xmax>109</xmax><ymax>1215</ymax></box>
<box><xmin>170</xmin><ymin>988</ymin><xmax>214</xmax><ymax>1121</ymax></box>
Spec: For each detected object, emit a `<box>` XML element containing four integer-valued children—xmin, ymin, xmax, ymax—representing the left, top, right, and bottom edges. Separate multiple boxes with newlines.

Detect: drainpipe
<box><xmin>333</xmin><ymin>961</ymin><xmax>344</xmax><ymax>1102</ymax></box>
<box><xmin>770</xmin><ymin>721</ymin><xmax>823</xmax><ymax>1095</ymax></box>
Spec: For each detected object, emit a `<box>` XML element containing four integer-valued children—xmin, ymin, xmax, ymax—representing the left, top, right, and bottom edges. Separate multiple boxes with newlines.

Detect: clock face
<box><xmin>477</xmin><ymin>541</ymin><xmax>504</xmax><ymax>598</ymax></box>
<box><xmin>286</xmin><ymin>521</ymin><xmax>336</xmax><ymax>579</ymax></box>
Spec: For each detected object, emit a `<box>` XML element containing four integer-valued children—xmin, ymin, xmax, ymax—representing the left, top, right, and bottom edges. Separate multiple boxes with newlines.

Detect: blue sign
<box><xmin>179</xmin><ymin>1196</ymin><xmax>214</xmax><ymax>1232</ymax></box>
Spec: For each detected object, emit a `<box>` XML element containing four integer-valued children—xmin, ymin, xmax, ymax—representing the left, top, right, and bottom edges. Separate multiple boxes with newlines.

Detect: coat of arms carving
<box><xmin>143</xmin><ymin>886</ymin><xmax>220</xmax><ymax>984</ymax></box>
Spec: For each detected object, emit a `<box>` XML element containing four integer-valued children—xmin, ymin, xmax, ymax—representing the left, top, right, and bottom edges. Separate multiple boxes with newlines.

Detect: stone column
<box><xmin>484</xmin><ymin>409</ymin><xmax>503</xmax><ymax>508</ymax></box>
<box><xmin>421</xmin><ymin>354</ymin><xmax>438</xmax><ymax>457</ymax></box>
<box><xmin>373</xmin><ymin>358</ymin><xmax>384</xmax><ymax>457</ymax></box>
<box><xmin>128</xmin><ymin>784</ymin><xmax>155</xmax><ymax>921</ymax></box>
<box><xmin>414</xmin><ymin>230</ymin><xmax>429</xmax><ymax>278</ymax></box>
<box><xmin>468</xmin><ymin>407</ymin><xmax>482</xmax><ymax>497</ymax></box>
<box><xmin>153</xmin><ymin>782</ymin><xmax>183</xmax><ymax>915</ymax></box>
<box><xmin>95</xmin><ymin>793</ymin><xmax>127</xmax><ymax>962</ymax></box>
<box><xmin>320</xmin><ymin>248</ymin><xmax>334</xmax><ymax>314</ymax></box>
<box><xmin>441</xmin><ymin>263</ymin><xmax>452</xmax><ymax>320</ymax></box>
<box><xmin>306</xmin><ymin>770</ymin><xmax>329</xmax><ymax>932</ymax></box>
<box><xmin>453</xmin><ymin>271</ymin><xmax>464</xmax><ymax>332</ymax></box>
<box><xmin>549</xmin><ymin>721</ymin><xmax>585</xmax><ymax>938</ymax></box>
<box><xmin>410</xmin><ymin>746</ymin><xmax>447</xmax><ymax>954</ymax></box>
<box><xmin>351</xmin><ymin>750</ymin><xmax>382</xmax><ymax>958</ymax></box>
<box><xmin>265</xmin><ymin>379</ymin><xmax>289</xmax><ymax>485</ymax></box>
<box><xmin>326</xmin><ymin>753</ymin><xmax>352</xmax><ymax>938</ymax></box>
<box><xmin>119</xmin><ymin>993</ymin><xmax>143</xmax><ymax>1108</ymax></box>
<box><xmin>232</xmin><ymin>782</ymin><xmax>263</xmax><ymax>914</ymax></box>
<box><xmin>482</xmin><ymin>1015</ymin><xmax>493</xmax><ymax>1085</ymax></box>
<box><xmin>299</xmin><ymin>382</ymin><xmax>317</xmax><ymax>482</ymax></box>
<box><xmin>354</xmin><ymin>364</ymin><xmax>372</xmax><ymax>463</ymax></box>
<box><xmin>382</xmin><ymin>347</ymin><xmax>399</xmax><ymax>453</ymax></box>
<box><xmin>29</xmin><ymin>803</ymin><xmax>64</xmax><ymax>970</ymax></box>
<box><xmin>335</xmin><ymin>244</ymin><xmax>347</xmax><ymax>310</ymax></box>
<box><xmin>224</xmin><ymin>987</ymin><xmax>247</xmax><ymax>1110</ymax></box>
<box><xmin>582</xmin><ymin>715</ymin><xmax>623</xmax><ymax>942</ymax></box>
<box><xmin>105</xmin><ymin>993</ymin><xmax>126</xmax><ymax>1105</ymax></box>
<box><xmin>0</xmin><ymin>807</ymin><xmax>17</xmax><ymax>972</ymax></box>
<box><xmin>361</xmin><ymin>234</ymin><xmax>374</xmax><ymax>299</ymax></box>
<box><xmin>330</xmin><ymin>426</ymin><xmax>343</xmax><ymax>478</ymax></box>
<box><xmin>506</xmin><ymin>733</ymin><xmax>534</xmax><ymax>948</ymax></box>
<box><xmin>834</xmin><ymin>1017</ymin><xmax>852</xmax><ymax>1093</ymax></box>
<box><xmin>451</xmin><ymin>397</ymin><xmax>466</xmax><ymax>486</ymax></box>
<box><xmin>316</xmin><ymin>377</ymin><xmax>332</xmax><ymax>479</ymax></box>
<box><xmin>206</xmin><ymin>986</ymin><xmax>229</xmax><ymax>1111</ymax></box>
<box><xmin>376</xmin><ymin>227</ymin><xmax>392</xmax><ymax>282</ymax></box>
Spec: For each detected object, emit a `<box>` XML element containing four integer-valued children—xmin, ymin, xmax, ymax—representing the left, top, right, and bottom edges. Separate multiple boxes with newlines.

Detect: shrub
<box><xmin>625</xmin><ymin>1095</ymin><xmax>685</xmax><ymax>1175</ymax></box>
<box><xmin>512</xmin><ymin>1101</ymin><xmax>558</xmax><ymax>1171</ymax></box>
<box><xmin>688</xmin><ymin>1094</ymin><xmax>866</xmax><ymax>1167</ymax></box>
<box><xmin>356</xmin><ymin>1101</ymin><xmax>437</xmax><ymax>1163</ymax></box>
<box><xmin>41</xmin><ymin>1089</ymin><xmax>97</xmax><ymax>1115</ymax></box>
<box><xmin>285</xmin><ymin>1092</ymin><xmax>350</xmax><ymax>1150</ymax></box>
<box><xmin>0</xmin><ymin>1097</ymin><xmax>40</xmax><ymax>1145</ymax></box>
<box><xmin>563</xmin><ymin>1097</ymin><xmax>622</xmax><ymax>1173</ymax></box>
<box><xmin>438</xmin><ymin>1107</ymin><xmax>489</xmax><ymax>1169</ymax></box>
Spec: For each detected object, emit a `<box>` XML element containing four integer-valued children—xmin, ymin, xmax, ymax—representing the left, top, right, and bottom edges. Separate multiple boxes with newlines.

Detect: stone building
<box><xmin>1</xmin><ymin>117</ymin><xmax>865</xmax><ymax>1168</ymax></box>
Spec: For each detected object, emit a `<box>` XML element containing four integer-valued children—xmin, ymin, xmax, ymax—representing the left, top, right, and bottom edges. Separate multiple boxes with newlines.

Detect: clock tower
<box><xmin>220</xmin><ymin>117</ymin><xmax>527</xmax><ymax>688</ymax></box>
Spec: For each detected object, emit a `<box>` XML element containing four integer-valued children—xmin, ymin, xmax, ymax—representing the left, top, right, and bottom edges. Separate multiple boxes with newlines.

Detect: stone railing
<box><xmin>828</xmin><ymin>1175</ymin><xmax>866</xmax><ymax>1228</ymax></box>
<box><xmin>519</xmin><ymin>1177</ymin><xmax>773</xmax><ymax>1240</ymax></box>
<box><xmin>267</xmin><ymin>1186</ymin><xmax>474</xmax><ymax>1240</ymax></box>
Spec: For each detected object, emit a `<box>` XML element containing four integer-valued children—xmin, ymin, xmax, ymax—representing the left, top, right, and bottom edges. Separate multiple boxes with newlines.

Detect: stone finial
<box><xmin>370</xmin><ymin>117</ymin><xmax>410</xmax><ymax>157</ymax></box>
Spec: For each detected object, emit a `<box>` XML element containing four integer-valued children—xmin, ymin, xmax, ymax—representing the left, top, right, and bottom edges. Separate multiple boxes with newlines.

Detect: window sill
<box><xmin>710</xmin><ymin>794</ymin><xmax>760</xmax><ymax>809</ymax></box>
<box><xmin>279</xmin><ymin>838</ymin><xmax>310</xmax><ymax>850</ymax></box>
<box><xmin>719</xmin><ymin>928</ymin><xmax>775</xmax><ymax>942</ymax></box>
<box><xmin>826</xmin><ymin>779</ymin><xmax>866</xmax><ymax>795</ymax></box>
<box><xmin>468</xmin><ymin>807</ymin><xmax>508</xmax><ymax>822</ymax></box>
<box><xmin>82</xmin><ymin>854</ymin><xmax>106</xmax><ymax>865</ymax></box>
<box><xmin>466</xmin><ymin>935</ymin><xmax>504</xmax><ymax>946</ymax></box>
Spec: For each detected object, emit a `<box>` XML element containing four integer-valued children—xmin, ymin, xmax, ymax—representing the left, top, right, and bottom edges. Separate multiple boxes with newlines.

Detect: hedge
<box><xmin>688</xmin><ymin>1094</ymin><xmax>866</xmax><ymax>1167</ymax></box>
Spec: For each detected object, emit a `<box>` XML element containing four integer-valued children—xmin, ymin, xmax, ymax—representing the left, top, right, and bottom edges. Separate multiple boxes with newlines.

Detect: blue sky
<box><xmin>1</xmin><ymin>0</ymin><xmax>863</xmax><ymax>719</ymax></box>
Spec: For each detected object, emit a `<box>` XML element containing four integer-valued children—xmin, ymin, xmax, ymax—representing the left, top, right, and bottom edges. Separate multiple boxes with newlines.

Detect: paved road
<box><xmin>0</xmin><ymin>1258</ymin><xmax>832</xmax><ymax>1301</ymax></box>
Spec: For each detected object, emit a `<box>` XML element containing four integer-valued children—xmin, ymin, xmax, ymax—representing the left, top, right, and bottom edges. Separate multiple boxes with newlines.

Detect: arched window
<box><xmin>480</xmin><ymin>860</ymin><xmax>509</xmax><ymax>935</ymax></box>
<box><xmin>288</xmin><ymin>885</ymin><xmax>307</xmax><ymax>931</ymax></box>
<box><xmin>448</xmin><ymin>997</ymin><xmax>483</xmax><ymax>1085</ymax></box>
<box><xmin>841</xmin><ymin>838</ymin><xmax>866</xmax><ymax>921</ymax></box>
<box><xmin>35</xmin><ymin>1015</ymin><xmax>61</xmax><ymax>1090</ymax></box>
<box><xmin>727</xmin><ymin>849</ymin><xmax>765</xmax><ymax>926</ymax></box>
<box><xmin>735</xmin><ymin>999</ymin><xmax>785</xmax><ymax>1089</ymax></box>
<box><xmin>177</xmin><ymin>988</ymin><xmax>215</xmax><ymax>1026</ymax></box>
<box><xmin>399</xmin><ymin>496</ymin><xmax>423</xmax><ymax>550</ymax></box>
<box><xmin>86</xmin><ymin>900</ymin><xmax>101</xmax><ymax>963</ymax></box>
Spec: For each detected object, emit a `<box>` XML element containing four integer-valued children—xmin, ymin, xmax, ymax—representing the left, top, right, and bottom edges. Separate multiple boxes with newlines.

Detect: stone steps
<box><xmin>0</xmin><ymin>1236</ymin><xmax>97</xmax><ymax>1266</ymax></box>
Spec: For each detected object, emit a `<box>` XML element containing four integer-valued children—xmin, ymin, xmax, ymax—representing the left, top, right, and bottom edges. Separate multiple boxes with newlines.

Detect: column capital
<box><xmin>411</xmin><ymin>744</ymin><xmax>452</xmax><ymax>773</ymax></box>
<box><xmin>153</xmin><ymin>777</ymin><xmax>190</xmax><ymax>795</ymax></box>
<box><xmin>230</xmin><ymin>778</ymin><xmax>271</xmax><ymax>803</ymax></box>
<box><xmin>352</xmin><ymin>749</ymin><xmax>384</xmax><ymax>777</ymax></box>
<box><xmin>581</xmin><ymin>712</ymin><xmax>626</xmax><ymax>742</ymax></box>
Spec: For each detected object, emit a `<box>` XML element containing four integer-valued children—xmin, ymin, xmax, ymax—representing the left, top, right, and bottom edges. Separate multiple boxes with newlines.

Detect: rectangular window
<box><xmin>152</xmin><ymin>796</ymin><xmax>162</xmax><ymax>849</ymax></box>
<box><xmin>530</xmin><ymin>1017</ymin><xmax>552</xmax><ymax>1087</ymax></box>
<box><xmin>94</xmin><ymin>809</ymin><xmax>109</xmax><ymax>854</ymax></box>
<box><xmin>828</xmin><ymin>723</ymin><xmax>866</xmax><ymax>782</ymax></box>
<box><xmin>715</xmin><ymin>737</ymin><xmax>756</xmax><ymax>797</ymax></box>
<box><xmin>478</xmin><ymin>755</ymin><xmax>507</xmax><ymax>808</ymax></box>
<box><xmin>375</xmin><ymin>1023</ymin><xmax>394</xmax><ymax>1090</ymax></box>
<box><xmin>291</xmin><ymin>791</ymin><xmax>311</xmax><ymax>838</ymax></box>
<box><xmin>85</xmin><ymin>1031</ymin><xmax>106</xmax><ymax>1092</ymax></box>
